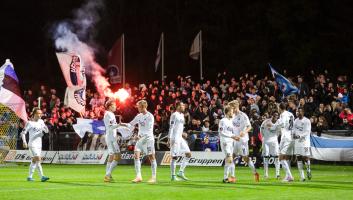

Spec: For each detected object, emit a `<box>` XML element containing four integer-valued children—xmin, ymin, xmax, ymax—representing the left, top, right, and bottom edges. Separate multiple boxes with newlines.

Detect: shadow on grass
<box><xmin>46</xmin><ymin>179</ymin><xmax>353</xmax><ymax>191</ymax></box>
<box><xmin>47</xmin><ymin>180</ymin><xmax>260</xmax><ymax>190</ymax></box>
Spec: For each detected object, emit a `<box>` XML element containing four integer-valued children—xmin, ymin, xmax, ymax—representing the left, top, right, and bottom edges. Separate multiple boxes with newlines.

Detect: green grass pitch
<box><xmin>0</xmin><ymin>164</ymin><xmax>352</xmax><ymax>200</ymax></box>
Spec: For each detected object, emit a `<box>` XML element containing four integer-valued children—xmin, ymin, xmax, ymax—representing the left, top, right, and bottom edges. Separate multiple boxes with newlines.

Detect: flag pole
<box><xmin>199</xmin><ymin>30</ymin><xmax>203</xmax><ymax>80</ymax></box>
<box><xmin>122</xmin><ymin>34</ymin><xmax>125</xmax><ymax>87</ymax></box>
<box><xmin>161</xmin><ymin>32</ymin><xmax>165</xmax><ymax>82</ymax></box>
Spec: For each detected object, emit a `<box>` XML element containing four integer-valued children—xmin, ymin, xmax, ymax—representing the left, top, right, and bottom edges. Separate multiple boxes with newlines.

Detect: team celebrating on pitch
<box><xmin>21</xmin><ymin>99</ymin><xmax>311</xmax><ymax>183</ymax></box>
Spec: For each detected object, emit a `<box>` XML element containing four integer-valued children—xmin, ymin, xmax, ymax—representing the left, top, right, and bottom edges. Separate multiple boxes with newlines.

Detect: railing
<box><xmin>23</xmin><ymin>129</ymin><xmax>353</xmax><ymax>152</ymax></box>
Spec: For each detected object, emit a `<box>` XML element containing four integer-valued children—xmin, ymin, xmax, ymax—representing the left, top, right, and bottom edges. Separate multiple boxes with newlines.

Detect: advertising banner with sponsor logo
<box><xmin>52</xmin><ymin>151</ymin><xmax>80</xmax><ymax>164</ymax></box>
<box><xmin>79</xmin><ymin>151</ymin><xmax>108</xmax><ymax>164</ymax></box>
<box><xmin>160</xmin><ymin>151</ymin><xmax>224</xmax><ymax>167</ymax></box>
<box><xmin>52</xmin><ymin>151</ymin><xmax>108</xmax><ymax>164</ymax></box>
<box><xmin>119</xmin><ymin>151</ymin><xmax>146</xmax><ymax>165</ymax></box>
<box><xmin>4</xmin><ymin>150</ymin><xmax>57</xmax><ymax>164</ymax></box>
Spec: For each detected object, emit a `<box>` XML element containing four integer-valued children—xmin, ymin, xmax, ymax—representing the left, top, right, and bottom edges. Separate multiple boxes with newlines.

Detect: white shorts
<box><xmin>106</xmin><ymin>139</ymin><xmax>120</xmax><ymax>155</ymax></box>
<box><xmin>294</xmin><ymin>145</ymin><xmax>311</xmax><ymax>157</ymax></box>
<box><xmin>170</xmin><ymin>139</ymin><xmax>190</xmax><ymax>157</ymax></box>
<box><xmin>29</xmin><ymin>146</ymin><xmax>42</xmax><ymax>157</ymax></box>
<box><xmin>279</xmin><ymin>140</ymin><xmax>294</xmax><ymax>155</ymax></box>
<box><xmin>135</xmin><ymin>138</ymin><xmax>155</xmax><ymax>155</ymax></box>
<box><xmin>262</xmin><ymin>141</ymin><xmax>279</xmax><ymax>157</ymax></box>
<box><xmin>233</xmin><ymin>141</ymin><xmax>249</xmax><ymax>157</ymax></box>
<box><xmin>221</xmin><ymin>140</ymin><xmax>234</xmax><ymax>157</ymax></box>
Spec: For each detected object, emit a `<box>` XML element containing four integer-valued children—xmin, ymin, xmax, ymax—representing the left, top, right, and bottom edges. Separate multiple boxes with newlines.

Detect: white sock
<box><xmin>286</xmin><ymin>160</ymin><xmax>292</xmax><ymax>170</ymax></box>
<box><xmin>281</xmin><ymin>160</ymin><xmax>292</xmax><ymax>178</ymax></box>
<box><xmin>274</xmin><ymin>157</ymin><xmax>280</xmax><ymax>176</ymax></box>
<box><xmin>286</xmin><ymin>160</ymin><xmax>293</xmax><ymax>177</ymax></box>
<box><xmin>229</xmin><ymin>162</ymin><xmax>235</xmax><ymax>177</ymax></box>
<box><xmin>224</xmin><ymin>162</ymin><xmax>230</xmax><ymax>179</ymax></box>
<box><xmin>36</xmin><ymin>161</ymin><xmax>44</xmax><ymax>177</ymax></box>
<box><xmin>106</xmin><ymin>160</ymin><xmax>118</xmax><ymax>176</ymax></box>
<box><xmin>28</xmin><ymin>162</ymin><xmax>36</xmax><ymax>178</ymax></box>
<box><xmin>134</xmin><ymin>159</ymin><xmax>142</xmax><ymax>178</ymax></box>
<box><xmin>263</xmin><ymin>157</ymin><xmax>269</xmax><ymax>177</ymax></box>
<box><xmin>305</xmin><ymin>160</ymin><xmax>311</xmax><ymax>173</ymax></box>
<box><xmin>151</xmin><ymin>159</ymin><xmax>157</xmax><ymax>178</ymax></box>
<box><xmin>106</xmin><ymin>161</ymin><xmax>112</xmax><ymax>176</ymax></box>
<box><xmin>297</xmin><ymin>161</ymin><xmax>305</xmax><ymax>180</ymax></box>
<box><xmin>248</xmin><ymin>159</ymin><xmax>256</xmax><ymax>174</ymax></box>
<box><xmin>171</xmin><ymin>159</ymin><xmax>176</xmax><ymax>176</ymax></box>
<box><xmin>179</xmin><ymin>157</ymin><xmax>190</xmax><ymax>173</ymax></box>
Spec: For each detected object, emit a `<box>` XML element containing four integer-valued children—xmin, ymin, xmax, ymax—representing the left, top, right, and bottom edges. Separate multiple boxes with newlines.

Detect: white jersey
<box><xmin>219</xmin><ymin>117</ymin><xmax>234</xmax><ymax>143</ymax></box>
<box><xmin>293</xmin><ymin>117</ymin><xmax>311</xmax><ymax>147</ymax></box>
<box><xmin>129</xmin><ymin>111</ymin><xmax>154</xmax><ymax>140</ymax></box>
<box><xmin>232</xmin><ymin>111</ymin><xmax>251</xmax><ymax>142</ymax></box>
<box><xmin>169</xmin><ymin>111</ymin><xmax>185</xmax><ymax>140</ymax></box>
<box><xmin>21</xmin><ymin>119</ymin><xmax>48</xmax><ymax>148</ymax></box>
<box><xmin>277</xmin><ymin>110</ymin><xmax>295</xmax><ymax>141</ymax></box>
<box><xmin>103</xmin><ymin>111</ymin><xmax>119</xmax><ymax>141</ymax></box>
<box><xmin>260</xmin><ymin>119</ymin><xmax>280</xmax><ymax>143</ymax></box>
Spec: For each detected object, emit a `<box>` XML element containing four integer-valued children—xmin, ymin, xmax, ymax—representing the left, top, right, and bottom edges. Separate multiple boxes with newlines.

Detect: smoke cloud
<box><xmin>52</xmin><ymin>0</ymin><xmax>114</xmax><ymax>98</ymax></box>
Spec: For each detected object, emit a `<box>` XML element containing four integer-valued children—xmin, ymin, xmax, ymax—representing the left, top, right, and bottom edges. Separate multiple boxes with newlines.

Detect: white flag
<box><xmin>56</xmin><ymin>52</ymin><xmax>86</xmax><ymax>113</ymax></box>
<box><xmin>64</xmin><ymin>85</ymin><xmax>86</xmax><ymax>113</ymax></box>
<box><xmin>56</xmin><ymin>53</ymin><xmax>85</xmax><ymax>87</ymax></box>
<box><xmin>155</xmin><ymin>34</ymin><xmax>162</xmax><ymax>72</ymax></box>
<box><xmin>189</xmin><ymin>31</ymin><xmax>201</xmax><ymax>60</ymax></box>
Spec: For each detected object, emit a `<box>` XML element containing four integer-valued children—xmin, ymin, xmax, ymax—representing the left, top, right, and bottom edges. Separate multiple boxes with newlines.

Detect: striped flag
<box><xmin>0</xmin><ymin>59</ymin><xmax>28</xmax><ymax>122</ymax></box>
<box><xmin>311</xmin><ymin>134</ymin><xmax>353</xmax><ymax>161</ymax></box>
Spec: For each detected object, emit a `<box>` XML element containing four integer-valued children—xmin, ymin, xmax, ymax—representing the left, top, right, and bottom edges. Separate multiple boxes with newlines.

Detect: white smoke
<box><xmin>53</xmin><ymin>0</ymin><xmax>112</xmax><ymax>97</ymax></box>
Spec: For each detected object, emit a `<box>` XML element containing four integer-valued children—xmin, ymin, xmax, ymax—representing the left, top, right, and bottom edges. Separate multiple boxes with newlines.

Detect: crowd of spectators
<box><xmin>22</xmin><ymin>69</ymin><xmax>353</xmax><ymax>151</ymax></box>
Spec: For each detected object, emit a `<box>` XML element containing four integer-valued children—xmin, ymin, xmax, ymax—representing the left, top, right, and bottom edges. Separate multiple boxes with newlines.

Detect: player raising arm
<box><xmin>122</xmin><ymin>100</ymin><xmax>157</xmax><ymax>184</ymax></box>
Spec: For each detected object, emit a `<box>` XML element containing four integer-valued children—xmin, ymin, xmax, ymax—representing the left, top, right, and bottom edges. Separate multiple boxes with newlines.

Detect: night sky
<box><xmin>1</xmin><ymin>0</ymin><xmax>353</xmax><ymax>94</ymax></box>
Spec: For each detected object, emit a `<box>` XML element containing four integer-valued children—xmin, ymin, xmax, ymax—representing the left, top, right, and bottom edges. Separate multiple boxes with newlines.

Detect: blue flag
<box><xmin>73</xmin><ymin>118</ymin><xmax>105</xmax><ymax>138</ymax></box>
<box><xmin>269</xmin><ymin>64</ymin><xmax>298</xmax><ymax>96</ymax></box>
<box><xmin>73</xmin><ymin>118</ymin><xmax>132</xmax><ymax>139</ymax></box>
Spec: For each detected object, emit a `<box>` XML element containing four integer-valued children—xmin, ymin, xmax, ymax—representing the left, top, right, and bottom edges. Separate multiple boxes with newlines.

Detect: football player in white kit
<box><xmin>122</xmin><ymin>100</ymin><xmax>157</xmax><ymax>184</ymax></box>
<box><xmin>21</xmin><ymin>107</ymin><xmax>50</xmax><ymax>182</ymax></box>
<box><xmin>277</xmin><ymin>102</ymin><xmax>295</xmax><ymax>182</ymax></box>
<box><xmin>219</xmin><ymin>106</ymin><xmax>239</xmax><ymax>183</ymax></box>
<box><xmin>228</xmin><ymin>100</ymin><xmax>260</xmax><ymax>182</ymax></box>
<box><xmin>260</xmin><ymin>112</ymin><xmax>281</xmax><ymax>179</ymax></box>
<box><xmin>293</xmin><ymin>108</ymin><xmax>312</xmax><ymax>181</ymax></box>
<box><xmin>168</xmin><ymin>102</ymin><xmax>191</xmax><ymax>181</ymax></box>
<box><xmin>103</xmin><ymin>100</ymin><xmax>123</xmax><ymax>182</ymax></box>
